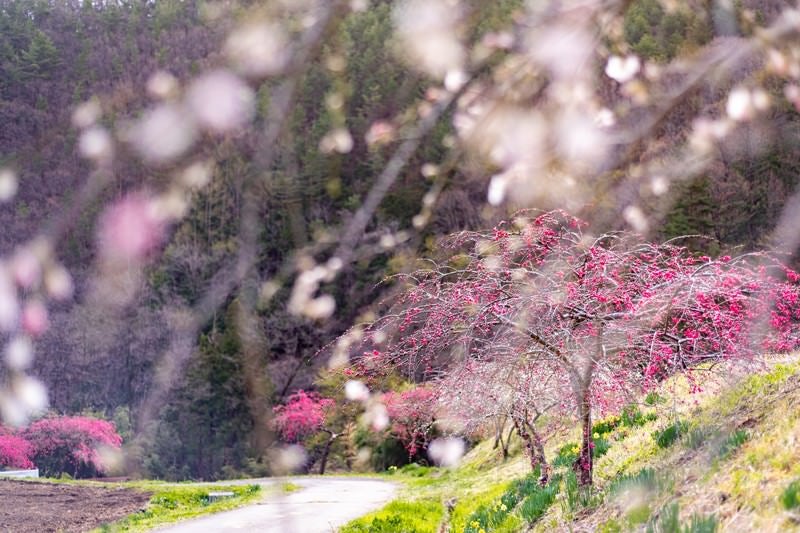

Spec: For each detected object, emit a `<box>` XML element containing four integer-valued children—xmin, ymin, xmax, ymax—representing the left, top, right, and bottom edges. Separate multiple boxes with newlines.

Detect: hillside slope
<box><xmin>343</xmin><ymin>357</ymin><xmax>800</xmax><ymax>532</ymax></box>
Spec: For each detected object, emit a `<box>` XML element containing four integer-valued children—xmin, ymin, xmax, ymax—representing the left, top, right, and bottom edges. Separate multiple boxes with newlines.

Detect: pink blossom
<box><xmin>98</xmin><ymin>194</ymin><xmax>164</xmax><ymax>261</ymax></box>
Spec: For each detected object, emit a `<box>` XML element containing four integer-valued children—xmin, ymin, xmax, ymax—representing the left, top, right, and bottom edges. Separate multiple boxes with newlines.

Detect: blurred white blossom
<box><xmin>394</xmin><ymin>0</ymin><xmax>464</xmax><ymax>80</ymax></box>
<box><xmin>428</xmin><ymin>437</ymin><xmax>465</xmax><ymax>467</ymax></box>
<box><xmin>623</xmin><ymin>205</ymin><xmax>649</xmax><ymax>233</ymax></box>
<box><xmin>78</xmin><ymin>126</ymin><xmax>113</xmax><ymax>161</ymax></box>
<box><xmin>5</xmin><ymin>336</ymin><xmax>33</xmax><ymax>371</ymax></box>
<box><xmin>71</xmin><ymin>98</ymin><xmax>101</xmax><ymax>129</ymax></box>
<box><xmin>345</xmin><ymin>380</ymin><xmax>371</xmax><ymax>402</ymax></box>
<box><xmin>127</xmin><ymin>103</ymin><xmax>197</xmax><ymax>164</ymax></box>
<box><xmin>365</xmin><ymin>402</ymin><xmax>389</xmax><ymax>431</ymax></box>
<box><xmin>527</xmin><ymin>23</ymin><xmax>593</xmax><ymax>81</ymax></box>
<box><xmin>187</xmin><ymin>70</ymin><xmax>255</xmax><ymax>133</ymax></box>
<box><xmin>225</xmin><ymin>23</ymin><xmax>288</xmax><ymax>78</ymax></box>
<box><xmin>0</xmin><ymin>168</ymin><xmax>18</xmax><ymax>202</ymax></box>
<box><xmin>319</xmin><ymin>128</ymin><xmax>354</xmax><ymax>154</ymax></box>
<box><xmin>146</xmin><ymin>70</ymin><xmax>179</xmax><ymax>100</ymax></box>
<box><xmin>605</xmin><ymin>55</ymin><xmax>641</xmax><ymax>83</ymax></box>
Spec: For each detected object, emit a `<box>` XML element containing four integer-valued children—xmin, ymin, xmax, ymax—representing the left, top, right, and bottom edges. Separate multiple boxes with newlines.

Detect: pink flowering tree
<box><xmin>272</xmin><ymin>390</ymin><xmax>340</xmax><ymax>474</ymax></box>
<box><xmin>0</xmin><ymin>430</ymin><xmax>34</xmax><ymax>470</ymax></box>
<box><xmin>382</xmin><ymin>386</ymin><xmax>438</xmax><ymax>460</ymax></box>
<box><xmin>435</xmin><ymin>358</ymin><xmax>570</xmax><ymax>484</ymax></box>
<box><xmin>359</xmin><ymin>210</ymin><xmax>800</xmax><ymax>485</ymax></box>
<box><xmin>21</xmin><ymin>416</ymin><xmax>123</xmax><ymax>478</ymax></box>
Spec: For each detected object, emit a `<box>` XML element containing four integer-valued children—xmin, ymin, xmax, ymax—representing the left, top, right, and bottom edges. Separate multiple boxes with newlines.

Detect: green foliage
<box><xmin>623</xmin><ymin>0</ymin><xmax>707</xmax><ymax>61</ymax></box>
<box><xmin>141</xmin><ymin>302</ymin><xmax>271</xmax><ymax>481</ymax></box>
<box><xmin>622</xmin><ymin>406</ymin><xmax>658</xmax><ymax>427</ymax></box>
<box><xmin>608</xmin><ymin>468</ymin><xmax>667</xmax><ymax>496</ymax></box>
<box><xmin>682</xmin><ymin>514</ymin><xmax>718</xmax><ymax>533</ymax></box>
<box><xmin>398</xmin><ymin>463</ymin><xmax>435</xmax><ymax>477</ymax></box>
<box><xmin>683</xmin><ymin>426</ymin><xmax>710</xmax><ymax>450</ymax></box>
<box><xmin>518</xmin><ymin>474</ymin><xmax>561</xmax><ymax>524</ymax></box>
<box><xmin>647</xmin><ymin>502</ymin><xmax>680</xmax><ymax>533</ymax></box>
<box><xmin>645</xmin><ymin>502</ymin><xmax>718</xmax><ymax>533</ymax></box>
<box><xmin>718</xmin><ymin>429</ymin><xmax>749</xmax><ymax>459</ymax></box>
<box><xmin>654</xmin><ymin>421</ymin><xmax>689</xmax><ymax>449</ymax></box>
<box><xmin>459</xmin><ymin>469</ymin><xmax>561</xmax><ymax>532</ymax></box>
<box><xmin>781</xmin><ymin>479</ymin><xmax>800</xmax><ymax>510</ymax></box>
<box><xmin>645</xmin><ymin>392</ymin><xmax>665</xmax><ymax>406</ymax></box>
<box><xmin>562</xmin><ymin>471</ymin><xmax>602</xmax><ymax>513</ymax></box>
<box><xmin>339</xmin><ymin>499</ymin><xmax>444</xmax><ymax>533</ymax></box>
<box><xmin>553</xmin><ymin>436</ymin><xmax>612</xmax><ymax>468</ymax></box>
<box><xmin>450</xmin><ymin>481</ymin><xmax>513</xmax><ymax>532</ymax></box>
<box><xmin>593</xmin><ymin>415</ymin><xmax>622</xmax><ymax>435</ymax></box>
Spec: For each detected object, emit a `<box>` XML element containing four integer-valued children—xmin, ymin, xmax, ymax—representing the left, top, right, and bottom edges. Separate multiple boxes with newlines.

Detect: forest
<box><xmin>1</xmin><ymin>0</ymin><xmax>800</xmax><ymax>531</ymax></box>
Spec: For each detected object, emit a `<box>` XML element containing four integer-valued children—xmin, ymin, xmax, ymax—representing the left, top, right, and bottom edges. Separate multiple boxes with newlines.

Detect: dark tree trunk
<box><xmin>318</xmin><ymin>431</ymin><xmax>338</xmax><ymax>475</ymax></box>
<box><xmin>512</xmin><ymin>413</ymin><xmax>549</xmax><ymax>485</ymax></box>
<box><xmin>500</xmin><ymin>424</ymin><xmax>514</xmax><ymax>459</ymax></box>
<box><xmin>573</xmin><ymin>389</ymin><xmax>593</xmax><ymax>486</ymax></box>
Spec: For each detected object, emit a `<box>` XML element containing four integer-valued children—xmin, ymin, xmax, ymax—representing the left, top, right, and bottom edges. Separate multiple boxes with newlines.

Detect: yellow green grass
<box><xmin>91</xmin><ymin>480</ymin><xmax>264</xmax><ymax>532</ymax></box>
<box><xmin>342</xmin><ymin>356</ymin><xmax>800</xmax><ymax>532</ymax></box>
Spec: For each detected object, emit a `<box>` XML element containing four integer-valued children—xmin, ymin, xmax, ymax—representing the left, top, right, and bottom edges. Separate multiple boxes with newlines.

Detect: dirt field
<box><xmin>0</xmin><ymin>479</ymin><xmax>150</xmax><ymax>532</ymax></box>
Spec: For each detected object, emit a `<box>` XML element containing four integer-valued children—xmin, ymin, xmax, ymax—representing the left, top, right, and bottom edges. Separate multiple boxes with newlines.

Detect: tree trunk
<box><xmin>573</xmin><ymin>389</ymin><xmax>593</xmax><ymax>486</ymax></box>
<box><xmin>318</xmin><ymin>432</ymin><xmax>338</xmax><ymax>475</ymax></box>
<box><xmin>512</xmin><ymin>414</ymin><xmax>549</xmax><ymax>485</ymax></box>
<box><xmin>501</xmin><ymin>424</ymin><xmax>515</xmax><ymax>460</ymax></box>
<box><xmin>529</xmin><ymin>425</ymin><xmax>550</xmax><ymax>485</ymax></box>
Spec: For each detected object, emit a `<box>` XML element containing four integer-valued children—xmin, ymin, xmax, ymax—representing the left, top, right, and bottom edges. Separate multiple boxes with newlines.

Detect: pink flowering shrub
<box><xmin>0</xmin><ymin>434</ymin><xmax>34</xmax><ymax>469</ymax></box>
<box><xmin>383</xmin><ymin>387</ymin><xmax>437</xmax><ymax>457</ymax></box>
<box><xmin>272</xmin><ymin>390</ymin><xmax>334</xmax><ymax>443</ymax></box>
<box><xmin>21</xmin><ymin>416</ymin><xmax>123</xmax><ymax>478</ymax></box>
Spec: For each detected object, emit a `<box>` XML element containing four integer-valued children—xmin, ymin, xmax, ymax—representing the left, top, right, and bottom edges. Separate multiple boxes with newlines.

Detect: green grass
<box><xmin>460</xmin><ymin>469</ymin><xmax>561</xmax><ymax>532</ymax></box>
<box><xmin>518</xmin><ymin>475</ymin><xmax>560</xmax><ymax>524</ymax></box>
<box><xmin>781</xmin><ymin>478</ymin><xmax>800</xmax><ymax>510</ymax></box>
<box><xmin>281</xmin><ymin>481</ymin><xmax>302</xmax><ymax>493</ymax></box>
<box><xmin>93</xmin><ymin>482</ymin><xmax>262</xmax><ymax>532</ymax></box>
<box><xmin>653</xmin><ymin>420</ymin><xmax>689</xmax><ymax>448</ymax></box>
<box><xmin>717</xmin><ymin>429</ymin><xmax>748</xmax><ymax>459</ymax></box>
<box><xmin>607</xmin><ymin>467</ymin><xmax>668</xmax><ymax>497</ymax></box>
<box><xmin>345</xmin><ymin>358</ymin><xmax>800</xmax><ymax>532</ymax></box>
<box><xmin>339</xmin><ymin>499</ymin><xmax>444</xmax><ymax>533</ymax></box>
<box><xmin>644</xmin><ymin>502</ymin><xmax>718</xmax><ymax>533</ymax></box>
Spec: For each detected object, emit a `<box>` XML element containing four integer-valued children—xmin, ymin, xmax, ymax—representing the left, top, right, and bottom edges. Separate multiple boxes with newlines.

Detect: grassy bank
<box><xmin>342</xmin><ymin>357</ymin><xmax>800</xmax><ymax>532</ymax></box>
<box><xmin>92</xmin><ymin>481</ymin><xmax>264</xmax><ymax>532</ymax></box>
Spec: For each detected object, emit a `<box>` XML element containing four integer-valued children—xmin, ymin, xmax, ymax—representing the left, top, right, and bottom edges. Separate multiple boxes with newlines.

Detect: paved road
<box><xmin>159</xmin><ymin>477</ymin><xmax>398</xmax><ymax>533</ymax></box>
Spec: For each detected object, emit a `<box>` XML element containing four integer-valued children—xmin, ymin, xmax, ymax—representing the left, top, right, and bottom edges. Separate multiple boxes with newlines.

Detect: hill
<box><xmin>343</xmin><ymin>356</ymin><xmax>800</xmax><ymax>532</ymax></box>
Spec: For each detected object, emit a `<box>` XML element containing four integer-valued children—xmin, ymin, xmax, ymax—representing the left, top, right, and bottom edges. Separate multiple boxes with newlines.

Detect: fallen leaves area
<box><xmin>0</xmin><ymin>479</ymin><xmax>150</xmax><ymax>532</ymax></box>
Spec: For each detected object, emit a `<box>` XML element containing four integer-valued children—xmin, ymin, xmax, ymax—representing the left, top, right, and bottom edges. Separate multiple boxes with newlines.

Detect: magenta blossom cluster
<box><xmin>0</xmin><ymin>415</ymin><xmax>122</xmax><ymax>477</ymax></box>
<box><xmin>272</xmin><ymin>390</ymin><xmax>334</xmax><ymax>443</ymax></box>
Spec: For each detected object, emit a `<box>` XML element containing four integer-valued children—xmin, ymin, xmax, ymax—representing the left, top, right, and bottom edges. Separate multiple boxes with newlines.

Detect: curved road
<box><xmin>159</xmin><ymin>477</ymin><xmax>397</xmax><ymax>533</ymax></box>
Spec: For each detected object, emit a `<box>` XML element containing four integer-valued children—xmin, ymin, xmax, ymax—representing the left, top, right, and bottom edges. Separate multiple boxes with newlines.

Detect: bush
<box><xmin>21</xmin><ymin>415</ymin><xmax>122</xmax><ymax>478</ymax></box>
<box><xmin>0</xmin><ymin>434</ymin><xmax>34</xmax><ymax>469</ymax></box>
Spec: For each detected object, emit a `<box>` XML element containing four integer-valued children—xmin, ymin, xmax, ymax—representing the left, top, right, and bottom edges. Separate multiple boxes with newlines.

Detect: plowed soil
<box><xmin>0</xmin><ymin>479</ymin><xmax>150</xmax><ymax>532</ymax></box>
